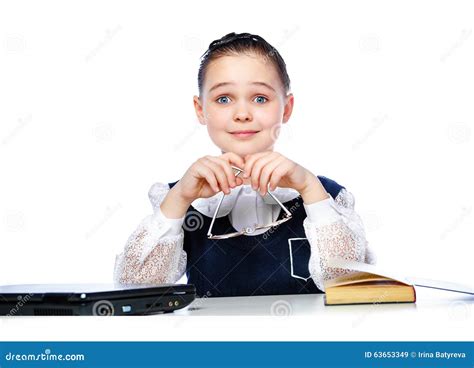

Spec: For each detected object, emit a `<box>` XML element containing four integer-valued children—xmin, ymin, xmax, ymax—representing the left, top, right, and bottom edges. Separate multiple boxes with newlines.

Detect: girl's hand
<box><xmin>242</xmin><ymin>151</ymin><xmax>329</xmax><ymax>203</ymax></box>
<box><xmin>175</xmin><ymin>152</ymin><xmax>245</xmax><ymax>203</ymax></box>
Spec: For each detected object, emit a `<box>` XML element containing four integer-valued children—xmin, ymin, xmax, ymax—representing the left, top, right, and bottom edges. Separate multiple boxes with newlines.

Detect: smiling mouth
<box><xmin>230</xmin><ymin>130</ymin><xmax>260</xmax><ymax>138</ymax></box>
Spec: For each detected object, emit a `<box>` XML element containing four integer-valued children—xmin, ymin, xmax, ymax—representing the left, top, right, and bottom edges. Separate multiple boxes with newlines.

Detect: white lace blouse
<box><xmin>113</xmin><ymin>182</ymin><xmax>377</xmax><ymax>292</ymax></box>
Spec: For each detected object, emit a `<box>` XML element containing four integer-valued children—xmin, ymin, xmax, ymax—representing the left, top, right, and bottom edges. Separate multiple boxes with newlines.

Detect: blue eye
<box><xmin>254</xmin><ymin>96</ymin><xmax>267</xmax><ymax>104</ymax></box>
<box><xmin>217</xmin><ymin>96</ymin><xmax>231</xmax><ymax>104</ymax></box>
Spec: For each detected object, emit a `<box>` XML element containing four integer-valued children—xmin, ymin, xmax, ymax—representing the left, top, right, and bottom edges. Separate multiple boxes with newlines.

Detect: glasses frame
<box><xmin>207</xmin><ymin>166</ymin><xmax>293</xmax><ymax>240</ymax></box>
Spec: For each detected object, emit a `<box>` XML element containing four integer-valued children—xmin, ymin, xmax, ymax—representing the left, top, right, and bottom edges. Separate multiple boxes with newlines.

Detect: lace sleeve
<box><xmin>113</xmin><ymin>182</ymin><xmax>187</xmax><ymax>284</ymax></box>
<box><xmin>303</xmin><ymin>188</ymin><xmax>376</xmax><ymax>292</ymax></box>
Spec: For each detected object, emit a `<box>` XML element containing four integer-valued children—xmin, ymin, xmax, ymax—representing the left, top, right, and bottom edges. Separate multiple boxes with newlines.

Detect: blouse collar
<box><xmin>191</xmin><ymin>185</ymin><xmax>300</xmax><ymax>218</ymax></box>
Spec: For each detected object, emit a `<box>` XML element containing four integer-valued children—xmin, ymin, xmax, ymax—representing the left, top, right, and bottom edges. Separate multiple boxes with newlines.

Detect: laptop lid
<box><xmin>0</xmin><ymin>283</ymin><xmax>196</xmax><ymax>316</ymax></box>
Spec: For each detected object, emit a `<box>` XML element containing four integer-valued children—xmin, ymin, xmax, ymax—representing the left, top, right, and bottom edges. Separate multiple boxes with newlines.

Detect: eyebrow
<box><xmin>208</xmin><ymin>81</ymin><xmax>276</xmax><ymax>93</ymax></box>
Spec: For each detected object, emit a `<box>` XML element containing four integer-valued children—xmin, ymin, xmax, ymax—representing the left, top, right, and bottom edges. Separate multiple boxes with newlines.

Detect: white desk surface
<box><xmin>1</xmin><ymin>287</ymin><xmax>472</xmax><ymax>341</ymax></box>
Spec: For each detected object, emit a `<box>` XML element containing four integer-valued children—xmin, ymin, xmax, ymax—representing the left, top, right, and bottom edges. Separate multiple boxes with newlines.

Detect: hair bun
<box><xmin>208</xmin><ymin>32</ymin><xmax>259</xmax><ymax>51</ymax></box>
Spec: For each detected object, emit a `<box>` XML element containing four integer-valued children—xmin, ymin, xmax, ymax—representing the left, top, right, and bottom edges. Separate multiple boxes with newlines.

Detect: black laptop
<box><xmin>0</xmin><ymin>283</ymin><xmax>196</xmax><ymax>316</ymax></box>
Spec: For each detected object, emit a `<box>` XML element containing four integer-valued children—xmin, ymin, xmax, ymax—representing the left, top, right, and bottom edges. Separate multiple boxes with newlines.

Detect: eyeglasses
<box><xmin>207</xmin><ymin>166</ymin><xmax>293</xmax><ymax>240</ymax></box>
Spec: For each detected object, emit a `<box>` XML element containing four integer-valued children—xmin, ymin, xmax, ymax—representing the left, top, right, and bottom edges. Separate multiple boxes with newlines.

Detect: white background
<box><xmin>0</xmin><ymin>0</ymin><xmax>472</xmax><ymax>297</ymax></box>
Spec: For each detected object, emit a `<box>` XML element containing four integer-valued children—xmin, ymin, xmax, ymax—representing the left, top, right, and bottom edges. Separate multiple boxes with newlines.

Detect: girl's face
<box><xmin>194</xmin><ymin>53</ymin><xmax>294</xmax><ymax>158</ymax></box>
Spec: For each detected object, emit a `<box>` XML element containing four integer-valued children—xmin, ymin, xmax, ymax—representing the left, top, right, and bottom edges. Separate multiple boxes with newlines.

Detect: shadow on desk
<box><xmin>172</xmin><ymin>287</ymin><xmax>473</xmax><ymax>316</ymax></box>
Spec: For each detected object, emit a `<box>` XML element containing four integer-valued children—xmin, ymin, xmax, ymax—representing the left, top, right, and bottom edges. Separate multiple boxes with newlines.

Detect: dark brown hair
<box><xmin>198</xmin><ymin>32</ymin><xmax>291</xmax><ymax>96</ymax></box>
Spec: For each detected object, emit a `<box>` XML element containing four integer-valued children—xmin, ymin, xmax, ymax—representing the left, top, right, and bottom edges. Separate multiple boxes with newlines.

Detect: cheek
<box><xmin>205</xmin><ymin>106</ymin><xmax>231</xmax><ymax>129</ymax></box>
<box><xmin>255</xmin><ymin>106</ymin><xmax>283</xmax><ymax>129</ymax></box>
<box><xmin>205</xmin><ymin>112</ymin><xmax>232</xmax><ymax>144</ymax></box>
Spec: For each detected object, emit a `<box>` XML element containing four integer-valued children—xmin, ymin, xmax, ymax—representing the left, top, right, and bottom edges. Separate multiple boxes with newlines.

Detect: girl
<box><xmin>114</xmin><ymin>32</ymin><xmax>376</xmax><ymax>297</ymax></box>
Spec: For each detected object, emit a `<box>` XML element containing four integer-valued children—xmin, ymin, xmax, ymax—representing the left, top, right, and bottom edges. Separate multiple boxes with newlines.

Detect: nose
<box><xmin>233</xmin><ymin>103</ymin><xmax>252</xmax><ymax>123</ymax></box>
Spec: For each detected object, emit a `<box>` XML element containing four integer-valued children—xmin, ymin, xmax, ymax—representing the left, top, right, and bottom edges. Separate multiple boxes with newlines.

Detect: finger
<box><xmin>203</xmin><ymin>158</ymin><xmax>231</xmax><ymax>194</ymax></box>
<box><xmin>259</xmin><ymin>156</ymin><xmax>286</xmax><ymax>195</ymax></box>
<box><xmin>235</xmin><ymin>176</ymin><xmax>244</xmax><ymax>186</ymax></box>
<box><xmin>243</xmin><ymin>151</ymin><xmax>272</xmax><ymax>178</ymax></box>
<box><xmin>203</xmin><ymin>157</ymin><xmax>231</xmax><ymax>194</ymax></box>
<box><xmin>207</xmin><ymin>156</ymin><xmax>237</xmax><ymax>187</ymax></box>
<box><xmin>269</xmin><ymin>161</ymin><xmax>293</xmax><ymax>191</ymax></box>
<box><xmin>250</xmin><ymin>152</ymin><xmax>279</xmax><ymax>191</ymax></box>
<box><xmin>221</xmin><ymin>152</ymin><xmax>245</xmax><ymax>170</ymax></box>
<box><xmin>195</xmin><ymin>164</ymin><xmax>220</xmax><ymax>193</ymax></box>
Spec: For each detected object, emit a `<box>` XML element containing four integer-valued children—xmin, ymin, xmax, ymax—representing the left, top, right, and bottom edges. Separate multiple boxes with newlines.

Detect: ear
<box><xmin>193</xmin><ymin>95</ymin><xmax>207</xmax><ymax>125</ymax></box>
<box><xmin>282</xmin><ymin>93</ymin><xmax>294</xmax><ymax>124</ymax></box>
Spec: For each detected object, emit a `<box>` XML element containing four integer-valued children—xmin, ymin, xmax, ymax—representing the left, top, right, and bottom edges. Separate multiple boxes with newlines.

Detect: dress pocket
<box><xmin>288</xmin><ymin>237</ymin><xmax>312</xmax><ymax>281</ymax></box>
